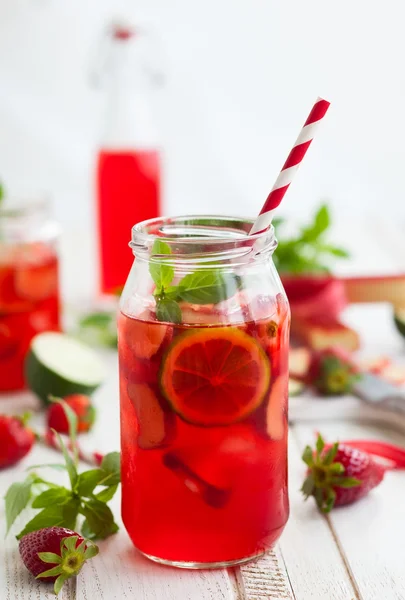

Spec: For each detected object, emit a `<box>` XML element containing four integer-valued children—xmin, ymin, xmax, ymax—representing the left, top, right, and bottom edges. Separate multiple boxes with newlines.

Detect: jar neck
<box><xmin>130</xmin><ymin>215</ymin><xmax>277</xmax><ymax>270</ymax></box>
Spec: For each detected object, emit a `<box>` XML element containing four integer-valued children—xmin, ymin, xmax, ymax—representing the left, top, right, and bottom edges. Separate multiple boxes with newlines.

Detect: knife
<box><xmin>353</xmin><ymin>372</ymin><xmax>405</xmax><ymax>414</ymax></box>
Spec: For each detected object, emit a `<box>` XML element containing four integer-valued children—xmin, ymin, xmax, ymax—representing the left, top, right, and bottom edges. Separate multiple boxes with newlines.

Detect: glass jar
<box><xmin>118</xmin><ymin>215</ymin><xmax>290</xmax><ymax>568</ymax></box>
<box><xmin>0</xmin><ymin>198</ymin><xmax>61</xmax><ymax>392</ymax></box>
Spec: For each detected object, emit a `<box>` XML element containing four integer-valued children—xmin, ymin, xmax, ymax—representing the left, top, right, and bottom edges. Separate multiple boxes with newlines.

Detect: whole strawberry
<box><xmin>301</xmin><ymin>434</ymin><xmax>385</xmax><ymax>512</ymax></box>
<box><xmin>307</xmin><ymin>346</ymin><xmax>360</xmax><ymax>395</ymax></box>
<box><xmin>0</xmin><ymin>414</ymin><xmax>35</xmax><ymax>469</ymax></box>
<box><xmin>47</xmin><ymin>395</ymin><xmax>95</xmax><ymax>434</ymax></box>
<box><xmin>19</xmin><ymin>527</ymin><xmax>98</xmax><ymax>595</ymax></box>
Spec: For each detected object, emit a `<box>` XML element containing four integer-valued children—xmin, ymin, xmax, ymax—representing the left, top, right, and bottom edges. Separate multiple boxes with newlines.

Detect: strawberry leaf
<box><xmin>5</xmin><ymin>479</ymin><xmax>33</xmax><ymax>534</ymax></box>
<box><xmin>316</xmin><ymin>434</ymin><xmax>325</xmax><ymax>456</ymax></box>
<box><xmin>54</xmin><ymin>575</ymin><xmax>68</xmax><ymax>595</ymax></box>
<box><xmin>36</xmin><ymin>565</ymin><xmax>63</xmax><ymax>579</ymax></box>
<box><xmin>37</xmin><ymin>552</ymin><xmax>62</xmax><ymax>564</ymax></box>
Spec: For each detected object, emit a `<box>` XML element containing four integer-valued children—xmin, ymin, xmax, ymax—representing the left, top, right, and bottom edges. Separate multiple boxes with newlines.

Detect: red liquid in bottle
<box><xmin>96</xmin><ymin>149</ymin><xmax>160</xmax><ymax>294</ymax></box>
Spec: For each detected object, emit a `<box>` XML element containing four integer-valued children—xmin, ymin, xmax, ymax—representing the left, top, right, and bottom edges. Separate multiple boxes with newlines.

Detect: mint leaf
<box><xmin>149</xmin><ymin>239</ymin><xmax>174</xmax><ymax>291</ymax></box>
<box><xmin>16</xmin><ymin>499</ymin><xmax>80</xmax><ymax>539</ymax></box>
<box><xmin>95</xmin><ymin>484</ymin><xmax>118</xmax><ymax>503</ymax></box>
<box><xmin>80</xmin><ymin>499</ymin><xmax>119</xmax><ymax>539</ymax></box>
<box><xmin>78</xmin><ymin>311</ymin><xmax>118</xmax><ymax>348</ymax></box>
<box><xmin>100</xmin><ymin>452</ymin><xmax>121</xmax><ymax>485</ymax></box>
<box><xmin>5</xmin><ymin>479</ymin><xmax>33</xmax><ymax>534</ymax></box>
<box><xmin>77</xmin><ymin>470</ymin><xmax>104</xmax><ymax>497</ymax></box>
<box><xmin>156</xmin><ymin>298</ymin><xmax>182</xmax><ymax>324</ymax></box>
<box><xmin>178</xmin><ymin>270</ymin><xmax>228</xmax><ymax>304</ymax></box>
<box><xmin>31</xmin><ymin>488</ymin><xmax>71</xmax><ymax>509</ymax></box>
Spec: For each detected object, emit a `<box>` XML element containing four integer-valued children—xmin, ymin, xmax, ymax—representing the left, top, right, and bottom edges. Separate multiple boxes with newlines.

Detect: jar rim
<box><xmin>131</xmin><ymin>214</ymin><xmax>275</xmax><ymax>246</ymax></box>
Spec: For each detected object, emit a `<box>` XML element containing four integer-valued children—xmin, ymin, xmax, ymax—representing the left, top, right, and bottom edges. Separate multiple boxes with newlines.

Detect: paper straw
<box><xmin>250</xmin><ymin>97</ymin><xmax>330</xmax><ymax>235</ymax></box>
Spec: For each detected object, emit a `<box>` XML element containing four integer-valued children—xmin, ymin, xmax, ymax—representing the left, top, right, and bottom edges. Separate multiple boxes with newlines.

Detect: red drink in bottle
<box><xmin>97</xmin><ymin>149</ymin><xmax>160</xmax><ymax>294</ymax></box>
<box><xmin>118</xmin><ymin>216</ymin><xmax>290</xmax><ymax>567</ymax></box>
<box><xmin>93</xmin><ymin>23</ymin><xmax>163</xmax><ymax>294</ymax></box>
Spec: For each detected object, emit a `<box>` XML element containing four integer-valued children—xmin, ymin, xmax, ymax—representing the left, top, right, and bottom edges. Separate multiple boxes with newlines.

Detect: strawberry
<box><xmin>19</xmin><ymin>527</ymin><xmax>98</xmax><ymax>595</ymax></box>
<box><xmin>47</xmin><ymin>395</ymin><xmax>95</xmax><ymax>434</ymax></box>
<box><xmin>301</xmin><ymin>434</ymin><xmax>385</xmax><ymax>512</ymax></box>
<box><xmin>0</xmin><ymin>414</ymin><xmax>35</xmax><ymax>468</ymax></box>
<box><xmin>306</xmin><ymin>346</ymin><xmax>360</xmax><ymax>395</ymax></box>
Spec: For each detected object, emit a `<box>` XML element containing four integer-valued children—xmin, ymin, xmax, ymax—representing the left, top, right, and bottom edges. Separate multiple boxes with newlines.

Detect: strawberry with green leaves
<box><xmin>306</xmin><ymin>346</ymin><xmax>360</xmax><ymax>395</ymax></box>
<box><xmin>47</xmin><ymin>394</ymin><xmax>96</xmax><ymax>434</ymax></box>
<box><xmin>301</xmin><ymin>434</ymin><xmax>385</xmax><ymax>512</ymax></box>
<box><xmin>19</xmin><ymin>527</ymin><xmax>98</xmax><ymax>595</ymax></box>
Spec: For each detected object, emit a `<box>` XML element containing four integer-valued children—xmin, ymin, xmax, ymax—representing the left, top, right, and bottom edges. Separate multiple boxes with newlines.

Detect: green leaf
<box><xmin>323</xmin><ymin>442</ymin><xmax>339</xmax><ymax>465</ymax></box>
<box><xmin>16</xmin><ymin>499</ymin><xmax>80</xmax><ymax>539</ymax></box>
<box><xmin>301</xmin><ymin>474</ymin><xmax>315</xmax><ymax>497</ymax></box>
<box><xmin>320</xmin><ymin>244</ymin><xmax>350</xmax><ymax>258</ymax></box>
<box><xmin>99</xmin><ymin>452</ymin><xmax>121</xmax><ymax>486</ymax></box>
<box><xmin>5</xmin><ymin>479</ymin><xmax>33</xmax><ymax>534</ymax></box>
<box><xmin>80</xmin><ymin>499</ymin><xmax>119</xmax><ymax>539</ymax></box>
<box><xmin>335</xmin><ymin>477</ymin><xmax>361</xmax><ymax>488</ymax></box>
<box><xmin>323</xmin><ymin>488</ymin><xmax>337</xmax><ymax>513</ymax></box>
<box><xmin>316</xmin><ymin>434</ymin><xmax>325</xmax><ymax>456</ymax></box>
<box><xmin>51</xmin><ymin>430</ymin><xmax>78</xmax><ymax>491</ymax></box>
<box><xmin>84</xmin><ymin>545</ymin><xmax>99</xmax><ymax>560</ymax></box>
<box><xmin>177</xmin><ymin>270</ymin><xmax>228</xmax><ymax>304</ymax></box>
<box><xmin>63</xmin><ymin>535</ymin><xmax>79</xmax><ymax>552</ymax></box>
<box><xmin>77</xmin><ymin>470</ymin><xmax>104</xmax><ymax>497</ymax></box>
<box><xmin>54</xmin><ymin>575</ymin><xmax>68</xmax><ymax>595</ymax></box>
<box><xmin>26</xmin><ymin>463</ymin><xmax>67</xmax><ymax>471</ymax></box>
<box><xmin>302</xmin><ymin>446</ymin><xmax>314</xmax><ymax>467</ymax></box>
<box><xmin>37</xmin><ymin>552</ymin><xmax>62</xmax><ymax>564</ymax></box>
<box><xmin>328</xmin><ymin>462</ymin><xmax>345</xmax><ymax>474</ymax></box>
<box><xmin>314</xmin><ymin>204</ymin><xmax>330</xmax><ymax>234</ymax></box>
<box><xmin>80</xmin><ymin>312</ymin><xmax>113</xmax><ymax>328</ymax></box>
<box><xmin>149</xmin><ymin>239</ymin><xmax>174</xmax><ymax>292</ymax></box>
<box><xmin>156</xmin><ymin>298</ymin><xmax>182</xmax><ymax>324</ymax></box>
<box><xmin>37</xmin><ymin>565</ymin><xmax>63</xmax><ymax>578</ymax></box>
<box><xmin>0</xmin><ymin>182</ymin><xmax>4</xmax><ymax>203</ymax></box>
<box><xmin>95</xmin><ymin>484</ymin><xmax>118</xmax><ymax>503</ymax></box>
<box><xmin>31</xmin><ymin>487</ymin><xmax>71</xmax><ymax>509</ymax></box>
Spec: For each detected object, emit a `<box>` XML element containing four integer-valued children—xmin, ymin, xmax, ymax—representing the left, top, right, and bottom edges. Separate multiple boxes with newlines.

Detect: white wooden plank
<box><xmin>294</xmin><ymin>421</ymin><xmax>405</xmax><ymax>600</ymax></box>
<box><xmin>239</xmin><ymin>546</ymin><xmax>294</xmax><ymax>600</ymax></box>
<box><xmin>76</xmin><ymin>529</ymin><xmax>238</xmax><ymax>600</ymax></box>
<box><xmin>277</xmin><ymin>430</ymin><xmax>356</xmax><ymax>600</ymax></box>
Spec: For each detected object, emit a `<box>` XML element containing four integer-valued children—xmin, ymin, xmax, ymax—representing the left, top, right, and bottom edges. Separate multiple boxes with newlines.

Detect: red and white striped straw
<box><xmin>39</xmin><ymin>429</ymin><xmax>104</xmax><ymax>467</ymax></box>
<box><xmin>250</xmin><ymin>97</ymin><xmax>330</xmax><ymax>235</ymax></box>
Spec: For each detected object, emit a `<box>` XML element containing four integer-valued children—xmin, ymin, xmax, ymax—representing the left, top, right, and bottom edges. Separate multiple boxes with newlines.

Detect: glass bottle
<box><xmin>118</xmin><ymin>215</ymin><xmax>290</xmax><ymax>567</ymax></box>
<box><xmin>93</xmin><ymin>21</ymin><xmax>164</xmax><ymax>295</ymax></box>
<box><xmin>0</xmin><ymin>197</ymin><xmax>60</xmax><ymax>392</ymax></box>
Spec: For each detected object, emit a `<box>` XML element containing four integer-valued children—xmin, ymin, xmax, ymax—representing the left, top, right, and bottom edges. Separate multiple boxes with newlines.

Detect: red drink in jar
<box><xmin>0</xmin><ymin>201</ymin><xmax>60</xmax><ymax>392</ymax></box>
<box><xmin>118</xmin><ymin>215</ymin><xmax>290</xmax><ymax>567</ymax></box>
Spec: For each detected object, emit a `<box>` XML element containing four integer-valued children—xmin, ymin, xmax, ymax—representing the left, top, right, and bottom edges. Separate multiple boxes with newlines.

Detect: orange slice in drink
<box><xmin>160</xmin><ymin>328</ymin><xmax>270</xmax><ymax>426</ymax></box>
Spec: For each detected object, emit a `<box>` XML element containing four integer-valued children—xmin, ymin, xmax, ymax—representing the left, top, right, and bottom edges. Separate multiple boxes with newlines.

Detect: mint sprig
<box><xmin>273</xmin><ymin>204</ymin><xmax>349</xmax><ymax>275</ymax></box>
<box><xmin>4</xmin><ymin>399</ymin><xmax>120</xmax><ymax>540</ymax></box>
<box><xmin>149</xmin><ymin>239</ymin><xmax>238</xmax><ymax>323</ymax></box>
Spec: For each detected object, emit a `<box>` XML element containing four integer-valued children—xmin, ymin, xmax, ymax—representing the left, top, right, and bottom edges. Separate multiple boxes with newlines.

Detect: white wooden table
<box><xmin>1</xmin><ymin>216</ymin><xmax>405</xmax><ymax>599</ymax></box>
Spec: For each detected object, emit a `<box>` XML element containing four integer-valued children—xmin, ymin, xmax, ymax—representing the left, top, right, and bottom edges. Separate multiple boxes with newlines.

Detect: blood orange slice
<box><xmin>160</xmin><ymin>328</ymin><xmax>270</xmax><ymax>426</ymax></box>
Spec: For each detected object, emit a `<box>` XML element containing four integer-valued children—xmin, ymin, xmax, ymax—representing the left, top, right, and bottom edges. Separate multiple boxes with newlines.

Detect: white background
<box><xmin>1</xmin><ymin>0</ymin><xmax>405</xmax><ymax>231</ymax></box>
